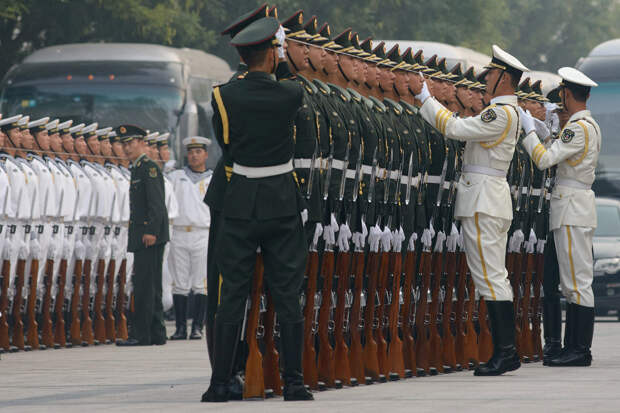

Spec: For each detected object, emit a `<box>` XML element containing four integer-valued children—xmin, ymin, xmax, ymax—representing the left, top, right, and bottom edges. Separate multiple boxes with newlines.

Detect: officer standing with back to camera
<box><xmin>202</xmin><ymin>17</ymin><xmax>313</xmax><ymax>403</ymax></box>
<box><xmin>115</xmin><ymin>125</ymin><xmax>169</xmax><ymax>347</ymax></box>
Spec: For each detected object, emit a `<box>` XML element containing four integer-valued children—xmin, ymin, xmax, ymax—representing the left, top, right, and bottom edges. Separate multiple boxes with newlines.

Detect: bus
<box><xmin>576</xmin><ymin>39</ymin><xmax>620</xmax><ymax>197</ymax></box>
<box><xmin>0</xmin><ymin>43</ymin><xmax>232</xmax><ymax>168</ymax></box>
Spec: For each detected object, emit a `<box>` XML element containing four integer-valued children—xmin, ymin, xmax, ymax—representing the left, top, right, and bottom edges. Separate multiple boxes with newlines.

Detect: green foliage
<box><xmin>2</xmin><ymin>0</ymin><xmax>620</xmax><ymax>80</ymax></box>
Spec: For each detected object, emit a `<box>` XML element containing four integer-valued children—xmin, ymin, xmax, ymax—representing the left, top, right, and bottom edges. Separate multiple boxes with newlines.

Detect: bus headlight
<box><xmin>594</xmin><ymin>257</ymin><xmax>620</xmax><ymax>276</ymax></box>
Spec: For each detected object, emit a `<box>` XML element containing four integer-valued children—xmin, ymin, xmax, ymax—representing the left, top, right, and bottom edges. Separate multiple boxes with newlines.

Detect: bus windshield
<box><xmin>1</xmin><ymin>83</ymin><xmax>184</xmax><ymax>136</ymax></box>
<box><xmin>589</xmin><ymin>82</ymin><xmax>620</xmax><ymax>180</ymax></box>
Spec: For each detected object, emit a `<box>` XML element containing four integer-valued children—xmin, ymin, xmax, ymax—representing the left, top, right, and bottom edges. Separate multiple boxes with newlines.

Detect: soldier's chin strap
<box><xmin>337</xmin><ymin>62</ymin><xmax>350</xmax><ymax>83</ymax></box>
<box><xmin>308</xmin><ymin>57</ymin><xmax>317</xmax><ymax>72</ymax></box>
<box><xmin>286</xmin><ymin>50</ymin><xmax>299</xmax><ymax>72</ymax></box>
<box><xmin>491</xmin><ymin>69</ymin><xmax>504</xmax><ymax>96</ymax></box>
<box><xmin>455</xmin><ymin>93</ymin><xmax>466</xmax><ymax>110</ymax></box>
<box><xmin>365</xmin><ymin>81</ymin><xmax>373</xmax><ymax>90</ymax></box>
<box><xmin>3</xmin><ymin>129</ymin><xmax>18</xmax><ymax>150</ymax></box>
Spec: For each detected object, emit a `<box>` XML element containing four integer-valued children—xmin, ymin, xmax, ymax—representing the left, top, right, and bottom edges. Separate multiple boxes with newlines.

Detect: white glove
<box><xmin>433</xmin><ymin>230</ymin><xmax>446</xmax><ymax>253</ymax></box>
<box><xmin>312</xmin><ymin>223</ymin><xmax>323</xmax><ymax>248</ymax></box>
<box><xmin>63</xmin><ymin>237</ymin><xmax>73</xmax><ymax>260</ymax></box>
<box><xmin>421</xmin><ymin>221</ymin><xmax>435</xmax><ymax>249</ymax></box>
<box><xmin>415</xmin><ymin>77</ymin><xmax>431</xmax><ymax>103</ymax></box>
<box><xmin>525</xmin><ymin>228</ymin><xmax>538</xmax><ymax>254</ymax></box>
<box><xmin>457</xmin><ymin>226</ymin><xmax>464</xmax><ymax>251</ymax></box>
<box><xmin>300</xmin><ymin>209</ymin><xmax>308</xmax><ymax>226</ymax></box>
<box><xmin>18</xmin><ymin>240</ymin><xmax>29</xmax><ymax>259</ymax></box>
<box><xmin>276</xmin><ymin>26</ymin><xmax>286</xmax><ymax>59</ymax></box>
<box><xmin>533</xmin><ymin>117</ymin><xmax>550</xmax><ymax>141</ymax></box>
<box><xmin>536</xmin><ymin>238</ymin><xmax>547</xmax><ymax>254</ymax></box>
<box><xmin>368</xmin><ymin>224</ymin><xmax>382</xmax><ymax>253</ymax></box>
<box><xmin>509</xmin><ymin>229</ymin><xmax>524</xmax><ymax>253</ymax></box>
<box><xmin>323</xmin><ymin>219</ymin><xmax>336</xmax><ymax>246</ymax></box>
<box><xmin>29</xmin><ymin>238</ymin><xmax>41</xmax><ymax>259</ymax></box>
<box><xmin>392</xmin><ymin>227</ymin><xmax>405</xmax><ymax>253</ymax></box>
<box><xmin>407</xmin><ymin>232</ymin><xmax>418</xmax><ymax>252</ymax></box>
<box><xmin>74</xmin><ymin>239</ymin><xmax>86</xmax><ymax>260</ymax></box>
<box><xmin>352</xmin><ymin>219</ymin><xmax>368</xmax><ymax>251</ymax></box>
<box><xmin>380</xmin><ymin>226</ymin><xmax>392</xmax><ymax>252</ymax></box>
<box><xmin>337</xmin><ymin>223</ymin><xmax>352</xmax><ymax>252</ymax></box>
<box><xmin>518</xmin><ymin>106</ymin><xmax>536</xmax><ymax>135</ymax></box>
<box><xmin>47</xmin><ymin>240</ymin><xmax>57</xmax><ymax>259</ymax></box>
<box><xmin>446</xmin><ymin>223</ymin><xmax>459</xmax><ymax>253</ymax></box>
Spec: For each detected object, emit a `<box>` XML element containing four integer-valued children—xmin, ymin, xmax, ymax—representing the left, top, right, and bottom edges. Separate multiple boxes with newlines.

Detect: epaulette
<box><xmin>368</xmin><ymin>96</ymin><xmax>386</xmax><ymax>112</ymax></box>
<box><xmin>237</xmin><ymin>71</ymin><xmax>248</xmax><ymax>80</ymax></box>
<box><xmin>328</xmin><ymin>83</ymin><xmax>350</xmax><ymax>102</ymax></box>
<box><xmin>362</xmin><ymin>96</ymin><xmax>375</xmax><ymax>111</ymax></box>
<box><xmin>297</xmin><ymin>74</ymin><xmax>318</xmax><ymax>95</ymax></box>
<box><xmin>400</xmin><ymin>100</ymin><xmax>418</xmax><ymax>115</ymax></box>
<box><xmin>383</xmin><ymin>98</ymin><xmax>403</xmax><ymax>115</ymax></box>
<box><xmin>312</xmin><ymin>79</ymin><xmax>331</xmax><ymax>95</ymax></box>
<box><xmin>347</xmin><ymin>88</ymin><xmax>363</xmax><ymax>103</ymax></box>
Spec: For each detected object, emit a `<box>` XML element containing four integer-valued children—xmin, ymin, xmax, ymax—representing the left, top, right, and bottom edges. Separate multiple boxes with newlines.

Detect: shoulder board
<box><xmin>400</xmin><ymin>100</ymin><xmax>418</xmax><ymax>114</ymax></box>
<box><xmin>383</xmin><ymin>98</ymin><xmax>403</xmax><ymax>114</ymax></box>
<box><xmin>368</xmin><ymin>96</ymin><xmax>386</xmax><ymax>112</ymax></box>
<box><xmin>297</xmin><ymin>74</ymin><xmax>318</xmax><ymax>95</ymax></box>
<box><xmin>362</xmin><ymin>96</ymin><xmax>375</xmax><ymax>110</ymax></box>
<box><xmin>312</xmin><ymin>79</ymin><xmax>331</xmax><ymax>95</ymax></box>
<box><xmin>327</xmin><ymin>83</ymin><xmax>350</xmax><ymax>102</ymax></box>
<box><xmin>347</xmin><ymin>88</ymin><xmax>362</xmax><ymax>102</ymax></box>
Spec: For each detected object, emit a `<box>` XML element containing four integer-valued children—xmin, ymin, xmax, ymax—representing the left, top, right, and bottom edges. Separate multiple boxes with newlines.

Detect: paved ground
<box><xmin>1</xmin><ymin>318</ymin><xmax>619</xmax><ymax>413</ymax></box>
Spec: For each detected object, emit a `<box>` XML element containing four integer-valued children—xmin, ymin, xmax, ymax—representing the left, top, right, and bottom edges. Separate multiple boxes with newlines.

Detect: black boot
<box><xmin>280</xmin><ymin>321</ymin><xmax>313</xmax><ymax>401</ymax></box>
<box><xmin>169</xmin><ymin>295</ymin><xmax>187</xmax><ymax>340</ymax></box>
<box><xmin>542</xmin><ymin>297</ymin><xmax>563</xmax><ymax>365</ymax></box>
<box><xmin>190</xmin><ymin>294</ymin><xmax>207</xmax><ymax>340</ymax></box>
<box><xmin>474</xmin><ymin>301</ymin><xmax>521</xmax><ymax>376</ymax></box>
<box><xmin>548</xmin><ymin>304</ymin><xmax>593</xmax><ymax>367</ymax></box>
<box><xmin>201</xmin><ymin>321</ymin><xmax>241</xmax><ymax>403</ymax></box>
<box><xmin>205</xmin><ymin>317</ymin><xmax>215</xmax><ymax>367</ymax></box>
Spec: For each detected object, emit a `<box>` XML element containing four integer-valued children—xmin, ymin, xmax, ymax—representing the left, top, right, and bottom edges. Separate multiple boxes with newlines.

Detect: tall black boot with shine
<box><xmin>201</xmin><ymin>321</ymin><xmax>241</xmax><ymax>402</ymax></box>
<box><xmin>280</xmin><ymin>321</ymin><xmax>313</xmax><ymax>401</ymax></box>
<box><xmin>474</xmin><ymin>301</ymin><xmax>521</xmax><ymax>376</ymax></box>
<box><xmin>548</xmin><ymin>304</ymin><xmax>593</xmax><ymax>367</ymax></box>
<box><xmin>189</xmin><ymin>293</ymin><xmax>207</xmax><ymax>340</ymax></box>
<box><xmin>169</xmin><ymin>294</ymin><xmax>188</xmax><ymax>340</ymax></box>
<box><xmin>542</xmin><ymin>296</ymin><xmax>563</xmax><ymax>365</ymax></box>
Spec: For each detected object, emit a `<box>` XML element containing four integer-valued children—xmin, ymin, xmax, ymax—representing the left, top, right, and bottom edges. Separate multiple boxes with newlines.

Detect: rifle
<box><xmin>0</xmin><ymin>187</ymin><xmax>12</xmax><ymax>351</ymax></box>
<box><xmin>401</xmin><ymin>153</ymin><xmax>418</xmax><ymax>376</ymax></box>
<box><xmin>464</xmin><ymin>270</ymin><xmax>480</xmax><ymax>368</ymax></box>
<box><xmin>95</xmin><ymin>193</ymin><xmax>116</xmax><ymax>344</ymax></box>
<box><xmin>477</xmin><ymin>297</ymin><xmax>493</xmax><ymax>363</ymax></box>
<box><xmin>11</xmin><ymin>188</ymin><xmax>29</xmax><ymax>351</ymax></box>
<box><xmin>362</xmin><ymin>148</ymin><xmax>384</xmax><ymax>382</ymax></box>
<box><xmin>26</xmin><ymin>189</ymin><xmax>45</xmax><ymax>350</ymax></box>
<box><xmin>53</xmin><ymin>258</ymin><xmax>68</xmax><ymax>348</ymax></box>
<box><xmin>41</xmin><ymin>189</ymin><xmax>64</xmax><ymax>348</ymax></box>
<box><xmin>244</xmin><ymin>253</ymin><xmax>265</xmax><ymax>399</ymax></box>
<box><xmin>302</xmin><ymin>231</ymin><xmax>320</xmax><ymax>389</ymax></box>
<box><xmin>454</xmin><ymin>243</ymin><xmax>467</xmax><ymax>369</ymax></box>
<box><xmin>333</xmin><ymin>137</ymin><xmax>353</xmax><ymax>386</ymax></box>
<box><xmin>262</xmin><ymin>289</ymin><xmax>282</xmax><ymax>396</ymax></box>
<box><xmin>81</xmin><ymin>192</ymin><xmax>98</xmax><ymax>346</ymax></box>
<box><xmin>427</xmin><ymin>156</ymin><xmax>448</xmax><ymax>374</ymax></box>
<box><xmin>441</xmin><ymin>192</ymin><xmax>459</xmax><ymax>371</ymax></box>
<box><xmin>115</xmin><ymin>258</ymin><xmax>129</xmax><ymax>341</ymax></box>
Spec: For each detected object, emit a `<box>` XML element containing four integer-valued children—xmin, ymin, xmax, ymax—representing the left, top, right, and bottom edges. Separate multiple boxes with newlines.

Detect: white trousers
<box><xmin>553</xmin><ymin>225</ymin><xmax>595</xmax><ymax>308</ymax></box>
<box><xmin>461</xmin><ymin>212</ymin><xmax>513</xmax><ymax>301</ymax></box>
<box><xmin>168</xmin><ymin>227</ymin><xmax>209</xmax><ymax>296</ymax></box>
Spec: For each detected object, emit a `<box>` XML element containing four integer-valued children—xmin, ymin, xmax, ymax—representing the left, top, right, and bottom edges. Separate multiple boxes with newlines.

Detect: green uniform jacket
<box><xmin>128</xmin><ymin>154</ymin><xmax>169</xmax><ymax>252</ymax></box>
<box><xmin>211</xmin><ymin>71</ymin><xmax>305</xmax><ymax>220</ymax></box>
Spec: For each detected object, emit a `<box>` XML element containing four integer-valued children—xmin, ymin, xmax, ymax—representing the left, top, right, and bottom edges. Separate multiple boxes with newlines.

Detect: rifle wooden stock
<box><xmin>302</xmin><ymin>250</ymin><xmax>319</xmax><ymax>389</ymax></box>
<box><xmin>531</xmin><ymin>251</ymin><xmax>544</xmax><ymax>361</ymax></box>
<box><xmin>510</xmin><ymin>251</ymin><xmax>524</xmax><ymax>356</ymax></box>
<box><xmin>375</xmin><ymin>250</ymin><xmax>390</xmax><ymax>378</ymax></box>
<box><xmin>477</xmin><ymin>298</ymin><xmax>493</xmax><ymax>362</ymax></box>
<box><xmin>463</xmin><ymin>266</ymin><xmax>479</xmax><ymax>367</ymax></box>
<box><xmin>333</xmin><ymin>251</ymin><xmax>352</xmax><ymax>385</ymax></box>
<box><xmin>40</xmin><ymin>259</ymin><xmax>55</xmax><ymax>348</ymax></box>
<box><xmin>262</xmin><ymin>291</ymin><xmax>282</xmax><ymax>395</ymax></box>
<box><xmin>53</xmin><ymin>258</ymin><xmax>68</xmax><ymax>348</ymax></box>
<box><xmin>442</xmin><ymin>250</ymin><xmax>457</xmax><ymax>370</ymax></box>
<box><xmin>415</xmin><ymin>251</ymin><xmax>431</xmax><ymax>375</ymax></box>
<box><xmin>454</xmin><ymin>251</ymin><xmax>468</xmax><ymax>369</ymax></box>
<box><xmin>93</xmin><ymin>259</ymin><xmax>107</xmax><ymax>344</ymax></box>
<box><xmin>362</xmin><ymin>251</ymin><xmax>381</xmax><ymax>381</ymax></box>
<box><xmin>25</xmin><ymin>258</ymin><xmax>40</xmax><ymax>349</ymax></box>
<box><xmin>428</xmin><ymin>250</ymin><xmax>444</xmax><ymax>373</ymax></box>
<box><xmin>244</xmin><ymin>254</ymin><xmax>265</xmax><ymax>399</ymax></box>
<box><xmin>105</xmin><ymin>259</ymin><xmax>116</xmax><ymax>343</ymax></box>
<box><xmin>387</xmin><ymin>251</ymin><xmax>405</xmax><ymax>378</ymax></box>
<box><xmin>348</xmin><ymin>251</ymin><xmax>365</xmax><ymax>384</ymax></box>
<box><xmin>115</xmin><ymin>259</ymin><xmax>128</xmax><ymax>341</ymax></box>
<box><xmin>11</xmin><ymin>259</ymin><xmax>26</xmax><ymax>350</ymax></box>
<box><xmin>81</xmin><ymin>259</ymin><xmax>94</xmax><ymax>345</ymax></box>
<box><xmin>401</xmin><ymin>249</ymin><xmax>417</xmax><ymax>375</ymax></box>
<box><xmin>69</xmin><ymin>259</ymin><xmax>83</xmax><ymax>346</ymax></box>
<box><xmin>520</xmin><ymin>252</ymin><xmax>535</xmax><ymax>361</ymax></box>
<box><xmin>0</xmin><ymin>259</ymin><xmax>10</xmax><ymax>351</ymax></box>
<box><xmin>317</xmin><ymin>249</ymin><xmax>336</xmax><ymax>387</ymax></box>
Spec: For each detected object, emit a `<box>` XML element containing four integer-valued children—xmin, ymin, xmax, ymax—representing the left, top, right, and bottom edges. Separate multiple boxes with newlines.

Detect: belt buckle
<box><xmin>185</xmin><ymin>226</ymin><xmax>192</xmax><ymax>232</ymax></box>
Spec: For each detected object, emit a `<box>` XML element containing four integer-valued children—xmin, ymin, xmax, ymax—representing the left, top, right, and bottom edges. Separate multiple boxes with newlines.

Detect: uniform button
<box><xmin>467</xmin><ymin>181</ymin><xmax>471</xmax><ymax>185</ymax></box>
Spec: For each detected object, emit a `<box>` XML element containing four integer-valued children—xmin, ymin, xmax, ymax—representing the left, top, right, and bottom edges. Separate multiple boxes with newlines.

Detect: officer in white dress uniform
<box><xmin>168</xmin><ymin>136</ymin><xmax>211</xmax><ymax>340</ymax></box>
<box><xmin>519</xmin><ymin>67</ymin><xmax>600</xmax><ymax>367</ymax></box>
<box><xmin>411</xmin><ymin>45</ymin><xmax>528</xmax><ymax>376</ymax></box>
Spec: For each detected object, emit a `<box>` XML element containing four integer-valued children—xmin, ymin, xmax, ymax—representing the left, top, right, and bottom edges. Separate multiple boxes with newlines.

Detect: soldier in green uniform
<box><xmin>202</xmin><ymin>17</ymin><xmax>313</xmax><ymax>403</ymax></box>
<box><xmin>115</xmin><ymin>125</ymin><xmax>169</xmax><ymax>347</ymax></box>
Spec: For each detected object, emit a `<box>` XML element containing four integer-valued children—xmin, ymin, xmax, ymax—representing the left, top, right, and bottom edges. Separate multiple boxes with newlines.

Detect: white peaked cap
<box><xmin>68</xmin><ymin>123</ymin><xmax>85</xmax><ymax>134</ymax></box>
<box><xmin>558</xmin><ymin>67</ymin><xmax>598</xmax><ymax>88</ymax></box>
<box><xmin>0</xmin><ymin>114</ymin><xmax>22</xmax><ymax>127</ymax></box>
<box><xmin>487</xmin><ymin>44</ymin><xmax>529</xmax><ymax>74</ymax></box>
<box><xmin>46</xmin><ymin>119</ymin><xmax>60</xmax><ymax>130</ymax></box>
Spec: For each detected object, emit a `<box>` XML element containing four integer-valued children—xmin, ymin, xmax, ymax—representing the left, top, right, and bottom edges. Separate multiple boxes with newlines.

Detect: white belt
<box><xmin>556</xmin><ymin>178</ymin><xmax>591</xmax><ymax>190</ymax></box>
<box><xmin>293</xmin><ymin>158</ymin><xmax>322</xmax><ymax>169</ymax></box>
<box><xmin>531</xmin><ymin>188</ymin><xmax>542</xmax><ymax>197</ymax></box>
<box><xmin>173</xmin><ymin>225</ymin><xmax>208</xmax><ymax>233</ymax></box>
<box><xmin>426</xmin><ymin>175</ymin><xmax>452</xmax><ymax>189</ymax></box>
<box><xmin>232</xmin><ymin>160</ymin><xmax>293</xmax><ymax>178</ymax></box>
<box><xmin>462</xmin><ymin>164</ymin><xmax>506</xmax><ymax>177</ymax></box>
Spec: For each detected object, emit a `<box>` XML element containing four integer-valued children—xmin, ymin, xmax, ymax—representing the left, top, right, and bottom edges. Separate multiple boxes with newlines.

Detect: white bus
<box><xmin>0</xmin><ymin>43</ymin><xmax>232</xmax><ymax>168</ymax></box>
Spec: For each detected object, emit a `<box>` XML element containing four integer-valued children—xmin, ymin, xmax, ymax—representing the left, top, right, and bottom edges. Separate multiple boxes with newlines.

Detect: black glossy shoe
<box><xmin>170</xmin><ymin>295</ymin><xmax>188</xmax><ymax>340</ymax></box>
<box><xmin>474</xmin><ymin>348</ymin><xmax>521</xmax><ymax>376</ymax></box>
<box><xmin>201</xmin><ymin>383</ymin><xmax>229</xmax><ymax>402</ymax></box>
<box><xmin>228</xmin><ymin>373</ymin><xmax>244</xmax><ymax>401</ymax></box>
<box><xmin>542</xmin><ymin>341</ymin><xmax>562</xmax><ymax>366</ymax></box>
<box><xmin>283</xmin><ymin>383</ymin><xmax>314</xmax><ymax>401</ymax></box>
<box><xmin>116</xmin><ymin>338</ymin><xmax>146</xmax><ymax>346</ymax></box>
<box><xmin>474</xmin><ymin>301</ymin><xmax>521</xmax><ymax>376</ymax></box>
<box><xmin>548</xmin><ymin>304</ymin><xmax>593</xmax><ymax>367</ymax></box>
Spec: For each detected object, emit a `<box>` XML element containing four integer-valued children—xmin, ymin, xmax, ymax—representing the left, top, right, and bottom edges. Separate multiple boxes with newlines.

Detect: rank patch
<box><xmin>149</xmin><ymin>167</ymin><xmax>158</xmax><ymax>178</ymax></box>
<box><xmin>481</xmin><ymin>108</ymin><xmax>497</xmax><ymax>123</ymax></box>
<box><xmin>561</xmin><ymin>128</ymin><xmax>575</xmax><ymax>143</ymax></box>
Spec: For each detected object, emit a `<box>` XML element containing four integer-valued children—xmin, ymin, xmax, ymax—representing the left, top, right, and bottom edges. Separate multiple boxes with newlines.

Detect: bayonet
<box><xmin>367</xmin><ymin>146</ymin><xmax>378</xmax><ymax>207</ymax></box>
<box><xmin>306</xmin><ymin>140</ymin><xmax>319</xmax><ymax>200</ymax></box>
<box><xmin>405</xmin><ymin>152</ymin><xmax>413</xmax><ymax>206</ymax></box>
<box><xmin>352</xmin><ymin>142</ymin><xmax>363</xmax><ymax>204</ymax></box>
<box><xmin>338</xmin><ymin>133</ymin><xmax>351</xmax><ymax>203</ymax></box>
<box><xmin>322</xmin><ymin>134</ymin><xmax>335</xmax><ymax>202</ymax></box>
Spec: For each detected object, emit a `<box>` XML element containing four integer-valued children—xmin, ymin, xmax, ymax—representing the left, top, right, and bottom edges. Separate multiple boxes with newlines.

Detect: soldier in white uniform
<box><xmin>411</xmin><ymin>45</ymin><xmax>528</xmax><ymax>376</ymax></box>
<box><xmin>168</xmin><ymin>137</ymin><xmax>211</xmax><ymax>340</ymax></box>
<box><xmin>519</xmin><ymin>67</ymin><xmax>600</xmax><ymax>367</ymax></box>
